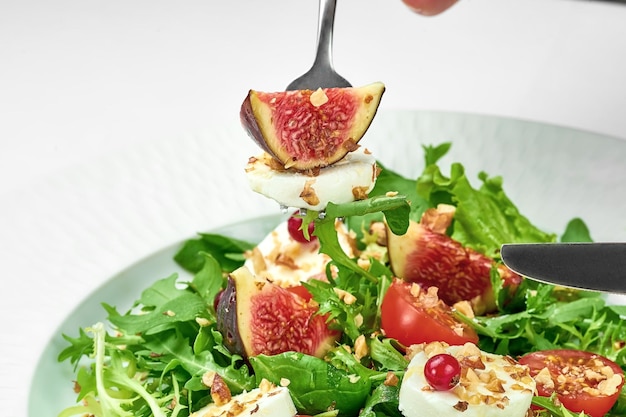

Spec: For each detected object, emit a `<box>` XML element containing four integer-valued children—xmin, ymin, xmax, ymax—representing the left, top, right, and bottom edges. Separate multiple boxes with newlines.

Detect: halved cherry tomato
<box><xmin>380</xmin><ymin>279</ymin><xmax>478</xmax><ymax>346</ymax></box>
<box><xmin>519</xmin><ymin>349</ymin><xmax>625</xmax><ymax>417</ymax></box>
<box><xmin>286</xmin><ymin>285</ymin><xmax>313</xmax><ymax>302</ymax></box>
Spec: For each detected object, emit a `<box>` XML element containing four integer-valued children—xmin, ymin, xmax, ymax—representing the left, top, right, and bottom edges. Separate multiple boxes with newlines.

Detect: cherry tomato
<box><xmin>286</xmin><ymin>285</ymin><xmax>313</xmax><ymax>302</ymax></box>
<box><xmin>380</xmin><ymin>279</ymin><xmax>479</xmax><ymax>346</ymax></box>
<box><xmin>519</xmin><ymin>349</ymin><xmax>625</xmax><ymax>417</ymax></box>
<box><xmin>287</xmin><ymin>213</ymin><xmax>316</xmax><ymax>243</ymax></box>
<box><xmin>424</xmin><ymin>353</ymin><xmax>461</xmax><ymax>390</ymax></box>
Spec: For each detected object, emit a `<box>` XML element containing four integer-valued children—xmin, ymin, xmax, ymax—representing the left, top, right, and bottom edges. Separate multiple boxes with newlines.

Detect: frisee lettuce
<box><xmin>58</xmin><ymin>143</ymin><xmax>625</xmax><ymax>417</ymax></box>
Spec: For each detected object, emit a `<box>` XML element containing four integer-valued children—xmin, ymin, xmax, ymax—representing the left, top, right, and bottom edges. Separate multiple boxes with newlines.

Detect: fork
<box><xmin>286</xmin><ymin>0</ymin><xmax>352</xmax><ymax>91</ymax></box>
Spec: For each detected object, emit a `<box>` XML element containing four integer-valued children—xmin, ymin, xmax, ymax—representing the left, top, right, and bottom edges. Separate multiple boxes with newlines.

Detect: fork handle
<box><xmin>313</xmin><ymin>0</ymin><xmax>338</xmax><ymax>69</ymax></box>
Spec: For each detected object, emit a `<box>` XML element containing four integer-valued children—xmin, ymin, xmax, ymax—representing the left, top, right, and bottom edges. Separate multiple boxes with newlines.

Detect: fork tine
<box><xmin>286</xmin><ymin>0</ymin><xmax>351</xmax><ymax>91</ymax></box>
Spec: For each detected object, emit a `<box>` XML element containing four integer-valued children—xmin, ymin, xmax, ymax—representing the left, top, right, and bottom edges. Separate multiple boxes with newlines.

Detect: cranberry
<box><xmin>287</xmin><ymin>213</ymin><xmax>316</xmax><ymax>243</ymax></box>
<box><xmin>424</xmin><ymin>353</ymin><xmax>461</xmax><ymax>391</ymax></box>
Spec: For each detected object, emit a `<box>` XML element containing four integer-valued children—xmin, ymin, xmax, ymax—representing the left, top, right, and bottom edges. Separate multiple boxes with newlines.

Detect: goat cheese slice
<box><xmin>191</xmin><ymin>384</ymin><xmax>296</xmax><ymax>417</ymax></box>
<box><xmin>245</xmin><ymin>147</ymin><xmax>378</xmax><ymax>211</ymax></box>
<box><xmin>399</xmin><ymin>342</ymin><xmax>536</xmax><ymax>417</ymax></box>
<box><xmin>244</xmin><ymin>218</ymin><xmax>355</xmax><ymax>288</ymax></box>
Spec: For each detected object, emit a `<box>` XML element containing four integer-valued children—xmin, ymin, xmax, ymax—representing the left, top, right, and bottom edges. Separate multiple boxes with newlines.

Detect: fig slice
<box><xmin>386</xmin><ymin>220</ymin><xmax>522</xmax><ymax>315</ymax></box>
<box><xmin>216</xmin><ymin>266</ymin><xmax>340</xmax><ymax>359</ymax></box>
<box><xmin>240</xmin><ymin>82</ymin><xmax>385</xmax><ymax>171</ymax></box>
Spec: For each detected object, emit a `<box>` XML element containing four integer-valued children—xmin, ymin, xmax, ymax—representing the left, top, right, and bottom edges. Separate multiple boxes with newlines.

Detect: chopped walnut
<box><xmin>420</xmin><ymin>204</ymin><xmax>456</xmax><ymax>234</ymax></box>
<box><xmin>300</xmin><ymin>179</ymin><xmax>320</xmax><ymax>206</ymax></box>
<box><xmin>334</xmin><ymin>287</ymin><xmax>357</xmax><ymax>305</ymax></box>
<box><xmin>384</xmin><ymin>371</ymin><xmax>400</xmax><ymax>387</ymax></box>
<box><xmin>353</xmin><ymin>313</ymin><xmax>364</xmax><ymax>328</ymax></box>
<box><xmin>274</xmin><ymin>252</ymin><xmax>298</xmax><ymax>270</ymax></box>
<box><xmin>341</xmin><ymin>138</ymin><xmax>359</xmax><ymax>152</ymax></box>
<box><xmin>424</xmin><ymin>341</ymin><xmax>449</xmax><ymax>358</ymax></box>
<box><xmin>259</xmin><ymin>378</ymin><xmax>273</xmax><ymax>394</ymax></box>
<box><xmin>352</xmin><ymin>185</ymin><xmax>370</xmax><ymax>200</ymax></box>
<box><xmin>453</xmin><ymin>400</ymin><xmax>469</xmax><ymax>412</ymax></box>
<box><xmin>309</xmin><ymin>88</ymin><xmax>329</xmax><ymax>107</ymax></box>
<box><xmin>421</xmin><ymin>286</ymin><xmax>440</xmax><ymax>308</ymax></box>
<box><xmin>246</xmin><ymin>247</ymin><xmax>266</xmax><ymax>274</ymax></box>
<box><xmin>459</xmin><ymin>354</ymin><xmax>486</xmax><ymax>372</ymax></box>
<box><xmin>369</xmin><ymin>221</ymin><xmax>387</xmax><ymax>246</ymax></box>
<box><xmin>209</xmin><ymin>373</ymin><xmax>232</xmax><ymax>406</ymax></box>
<box><xmin>405</xmin><ymin>343</ymin><xmax>426</xmax><ymax>361</ymax></box>
<box><xmin>453</xmin><ymin>300</ymin><xmax>475</xmax><ymax>319</ymax></box>
<box><xmin>267</xmin><ymin>155</ymin><xmax>288</xmax><ymax>172</ymax></box>
<box><xmin>598</xmin><ymin>374</ymin><xmax>624</xmax><ymax>395</ymax></box>
<box><xmin>353</xmin><ymin>334</ymin><xmax>368</xmax><ymax>361</ymax></box>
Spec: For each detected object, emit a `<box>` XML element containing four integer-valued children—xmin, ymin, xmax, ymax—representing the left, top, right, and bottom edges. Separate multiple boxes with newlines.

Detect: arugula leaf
<box><xmin>141</xmin><ymin>328</ymin><xmax>254</xmax><ymax>394</ymax></box>
<box><xmin>324</xmin><ymin>195</ymin><xmax>411</xmax><ymax>236</ymax></box>
<box><xmin>531</xmin><ymin>395</ymin><xmax>592</xmax><ymax>417</ymax></box>
<box><xmin>369</xmin><ymin>337</ymin><xmax>408</xmax><ymax>371</ymax></box>
<box><xmin>370</xmin><ymin>162</ymin><xmax>428</xmax><ymax>222</ymax></box>
<box><xmin>311</xmin><ymin>195</ymin><xmax>410</xmax><ymax>285</ymax></box>
<box><xmin>174</xmin><ymin>233</ymin><xmax>254</xmax><ymax>273</ymax></box>
<box><xmin>89</xmin><ymin>323</ymin><xmax>170</xmax><ymax>417</ymax></box>
<box><xmin>471</xmin><ymin>281</ymin><xmax>626</xmax><ymax>360</ymax></box>
<box><xmin>250</xmin><ymin>352</ymin><xmax>372</xmax><ymax>416</ymax></box>
<box><xmin>107</xmin><ymin>292</ymin><xmax>207</xmax><ymax>336</ymax></box>
<box><xmin>188</xmin><ymin>253</ymin><xmax>225</xmax><ymax>313</ymax></box>
<box><xmin>359</xmin><ymin>383</ymin><xmax>402</xmax><ymax>417</ymax></box>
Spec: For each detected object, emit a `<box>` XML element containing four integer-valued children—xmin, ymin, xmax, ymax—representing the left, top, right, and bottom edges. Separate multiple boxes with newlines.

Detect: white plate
<box><xmin>29</xmin><ymin>214</ymin><xmax>283</xmax><ymax>416</ymax></box>
<box><xmin>18</xmin><ymin>110</ymin><xmax>626</xmax><ymax>416</ymax></box>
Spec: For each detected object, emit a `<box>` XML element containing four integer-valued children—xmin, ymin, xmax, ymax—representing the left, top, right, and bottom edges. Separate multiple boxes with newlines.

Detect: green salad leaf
<box><xmin>416</xmin><ymin>158</ymin><xmax>555</xmax><ymax>256</ymax></box>
<box><xmin>250</xmin><ymin>352</ymin><xmax>372</xmax><ymax>416</ymax></box>
<box><xmin>174</xmin><ymin>233</ymin><xmax>254</xmax><ymax>273</ymax></box>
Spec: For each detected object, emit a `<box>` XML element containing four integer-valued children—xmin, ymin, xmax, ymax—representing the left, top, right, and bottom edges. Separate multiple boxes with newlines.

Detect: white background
<box><xmin>2</xmin><ymin>0</ymin><xmax>626</xmax><ymax>194</ymax></box>
<box><xmin>2</xmin><ymin>0</ymin><xmax>626</xmax><ymax>415</ymax></box>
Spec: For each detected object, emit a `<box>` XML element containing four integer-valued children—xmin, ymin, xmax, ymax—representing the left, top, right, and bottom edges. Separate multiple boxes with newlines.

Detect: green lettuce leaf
<box><xmin>416</xmin><ymin>162</ymin><xmax>555</xmax><ymax>257</ymax></box>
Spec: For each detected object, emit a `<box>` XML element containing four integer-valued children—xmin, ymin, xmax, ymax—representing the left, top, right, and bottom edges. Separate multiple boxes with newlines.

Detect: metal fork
<box><xmin>286</xmin><ymin>0</ymin><xmax>352</xmax><ymax>91</ymax></box>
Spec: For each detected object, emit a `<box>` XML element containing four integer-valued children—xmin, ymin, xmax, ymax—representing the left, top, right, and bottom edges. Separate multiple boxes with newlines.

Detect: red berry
<box><xmin>287</xmin><ymin>213</ymin><xmax>316</xmax><ymax>243</ymax></box>
<box><xmin>424</xmin><ymin>353</ymin><xmax>461</xmax><ymax>391</ymax></box>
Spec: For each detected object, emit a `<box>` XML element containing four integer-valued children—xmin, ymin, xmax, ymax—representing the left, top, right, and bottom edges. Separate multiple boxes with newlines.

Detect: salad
<box><xmin>57</xmin><ymin>142</ymin><xmax>626</xmax><ymax>417</ymax></box>
<box><xmin>57</xmin><ymin>85</ymin><xmax>626</xmax><ymax>417</ymax></box>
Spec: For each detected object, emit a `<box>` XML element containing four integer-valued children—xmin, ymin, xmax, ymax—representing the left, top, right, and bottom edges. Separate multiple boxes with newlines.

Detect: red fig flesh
<box><xmin>216</xmin><ymin>266</ymin><xmax>340</xmax><ymax>359</ymax></box>
<box><xmin>240</xmin><ymin>82</ymin><xmax>385</xmax><ymax>170</ymax></box>
<box><xmin>387</xmin><ymin>220</ymin><xmax>521</xmax><ymax>314</ymax></box>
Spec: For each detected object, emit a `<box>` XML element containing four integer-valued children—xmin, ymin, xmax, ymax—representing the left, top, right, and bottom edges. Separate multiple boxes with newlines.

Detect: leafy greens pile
<box><xmin>58</xmin><ymin>143</ymin><xmax>626</xmax><ymax>417</ymax></box>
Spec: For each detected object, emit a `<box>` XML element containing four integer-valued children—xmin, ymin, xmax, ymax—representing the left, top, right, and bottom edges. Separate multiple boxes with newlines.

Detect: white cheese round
<box><xmin>399</xmin><ymin>342</ymin><xmax>535</xmax><ymax>417</ymax></box>
<box><xmin>245</xmin><ymin>147</ymin><xmax>378</xmax><ymax>211</ymax></box>
<box><xmin>191</xmin><ymin>384</ymin><xmax>296</xmax><ymax>417</ymax></box>
<box><xmin>244</xmin><ymin>218</ymin><xmax>355</xmax><ymax>288</ymax></box>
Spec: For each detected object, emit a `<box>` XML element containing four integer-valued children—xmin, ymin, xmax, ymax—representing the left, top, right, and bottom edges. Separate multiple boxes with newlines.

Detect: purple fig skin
<box><xmin>240</xmin><ymin>92</ymin><xmax>273</xmax><ymax>156</ymax></box>
<box><xmin>240</xmin><ymin>83</ymin><xmax>385</xmax><ymax>171</ymax></box>
<box><xmin>216</xmin><ymin>276</ymin><xmax>245</xmax><ymax>357</ymax></box>
<box><xmin>215</xmin><ymin>267</ymin><xmax>340</xmax><ymax>359</ymax></box>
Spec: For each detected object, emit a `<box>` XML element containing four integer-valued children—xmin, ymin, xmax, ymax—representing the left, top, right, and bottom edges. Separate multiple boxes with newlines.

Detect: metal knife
<box><xmin>500</xmin><ymin>242</ymin><xmax>626</xmax><ymax>294</ymax></box>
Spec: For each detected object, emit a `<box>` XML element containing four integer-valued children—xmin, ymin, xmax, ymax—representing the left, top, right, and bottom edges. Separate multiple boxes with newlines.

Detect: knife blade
<box><xmin>500</xmin><ymin>242</ymin><xmax>626</xmax><ymax>293</ymax></box>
